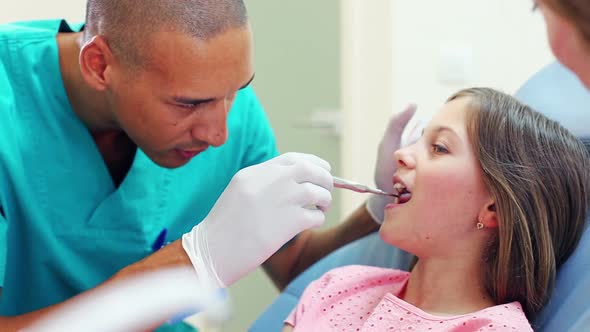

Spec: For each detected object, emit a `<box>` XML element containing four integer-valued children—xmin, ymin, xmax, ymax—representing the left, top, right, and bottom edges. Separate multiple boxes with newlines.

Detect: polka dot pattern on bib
<box><xmin>284</xmin><ymin>265</ymin><xmax>532</xmax><ymax>332</ymax></box>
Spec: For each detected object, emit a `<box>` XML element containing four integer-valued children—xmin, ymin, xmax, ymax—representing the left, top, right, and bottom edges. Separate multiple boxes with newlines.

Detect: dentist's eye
<box><xmin>176</xmin><ymin>102</ymin><xmax>205</xmax><ymax>111</ymax></box>
<box><xmin>431</xmin><ymin>144</ymin><xmax>449</xmax><ymax>154</ymax></box>
<box><xmin>177</xmin><ymin>104</ymin><xmax>196</xmax><ymax>110</ymax></box>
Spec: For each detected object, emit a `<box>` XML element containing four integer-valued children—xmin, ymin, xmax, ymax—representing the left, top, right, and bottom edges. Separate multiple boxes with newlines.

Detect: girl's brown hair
<box><xmin>448</xmin><ymin>87</ymin><xmax>590</xmax><ymax>318</ymax></box>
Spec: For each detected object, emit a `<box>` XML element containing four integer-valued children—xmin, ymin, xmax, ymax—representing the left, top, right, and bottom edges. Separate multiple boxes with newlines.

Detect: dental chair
<box><xmin>250</xmin><ymin>61</ymin><xmax>590</xmax><ymax>332</ymax></box>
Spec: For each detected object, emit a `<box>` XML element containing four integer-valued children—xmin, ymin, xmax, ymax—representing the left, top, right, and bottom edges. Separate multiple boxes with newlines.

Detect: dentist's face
<box><xmin>107</xmin><ymin>26</ymin><xmax>255</xmax><ymax>168</ymax></box>
<box><xmin>379</xmin><ymin>97</ymin><xmax>491</xmax><ymax>258</ymax></box>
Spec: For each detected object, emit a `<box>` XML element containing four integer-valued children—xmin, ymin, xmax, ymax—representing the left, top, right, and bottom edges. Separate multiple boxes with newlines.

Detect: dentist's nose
<box><xmin>190</xmin><ymin>99</ymin><xmax>229</xmax><ymax>147</ymax></box>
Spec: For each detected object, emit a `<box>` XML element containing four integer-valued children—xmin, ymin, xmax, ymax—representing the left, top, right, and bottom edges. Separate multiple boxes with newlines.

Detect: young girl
<box><xmin>283</xmin><ymin>88</ymin><xmax>590</xmax><ymax>331</ymax></box>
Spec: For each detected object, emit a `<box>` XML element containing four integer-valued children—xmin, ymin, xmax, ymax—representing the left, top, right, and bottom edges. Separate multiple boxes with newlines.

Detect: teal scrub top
<box><xmin>0</xmin><ymin>20</ymin><xmax>278</xmax><ymax>330</ymax></box>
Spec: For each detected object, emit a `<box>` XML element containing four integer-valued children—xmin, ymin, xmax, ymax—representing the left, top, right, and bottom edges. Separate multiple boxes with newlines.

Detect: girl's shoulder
<box><xmin>473</xmin><ymin>301</ymin><xmax>532</xmax><ymax>331</ymax></box>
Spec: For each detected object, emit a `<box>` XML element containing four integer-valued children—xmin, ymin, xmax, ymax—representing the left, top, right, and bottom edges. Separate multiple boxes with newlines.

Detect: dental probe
<box><xmin>333</xmin><ymin>176</ymin><xmax>398</xmax><ymax>197</ymax></box>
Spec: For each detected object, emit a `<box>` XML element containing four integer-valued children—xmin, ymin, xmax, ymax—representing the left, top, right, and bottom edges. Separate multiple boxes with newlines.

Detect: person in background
<box><xmin>536</xmin><ymin>0</ymin><xmax>590</xmax><ymax>89</ymax></box>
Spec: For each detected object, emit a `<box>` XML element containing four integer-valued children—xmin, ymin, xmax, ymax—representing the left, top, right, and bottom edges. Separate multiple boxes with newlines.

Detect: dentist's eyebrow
<box><xmin>172</xmin><ymin>74</ymin><xmax>256</xmax><ymax>106</ymax></box>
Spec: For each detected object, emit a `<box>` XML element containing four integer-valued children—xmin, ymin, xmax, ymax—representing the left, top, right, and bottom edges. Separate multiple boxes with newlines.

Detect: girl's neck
<box><xmin>401</xmin><ymin>258</ymin><xmax>496</xmax><ymax>316</ymax></box>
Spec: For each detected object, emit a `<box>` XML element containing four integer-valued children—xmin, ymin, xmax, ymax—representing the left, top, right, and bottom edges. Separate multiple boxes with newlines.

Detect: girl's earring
<box><xmin>476</xmin><ymin>222</ymin><xmax>485</xmax><ymax>230</ymax></box>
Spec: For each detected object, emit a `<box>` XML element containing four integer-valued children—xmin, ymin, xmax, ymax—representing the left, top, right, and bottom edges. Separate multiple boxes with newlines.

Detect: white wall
<box><xmin>391</xmin><ymin>0</ymin><xmax>553</xmax><ymax>120</ymax></box>
<box><xmin>340</xmin><ymin>0</ymin><xmax>395</xmax><ymax>216</ymax></box>
<box><xmin>0</xmin><ymin>1</ymin><xmax>85</xmax><ymax>23</ymax></box>
<box><xmin>340</xmin><ymin>0</ymin><xmax>554</xmax><ymax>216</ymax></box>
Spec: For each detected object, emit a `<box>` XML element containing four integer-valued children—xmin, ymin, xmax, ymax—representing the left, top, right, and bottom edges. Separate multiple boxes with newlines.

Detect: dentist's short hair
<box><xmin>84</xmin><ymin>0</ymin><xmax>248</xmax><ymax>65</ymax></box>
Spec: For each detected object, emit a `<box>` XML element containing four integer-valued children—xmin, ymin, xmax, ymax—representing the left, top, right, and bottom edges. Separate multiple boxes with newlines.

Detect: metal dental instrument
<box><xmin>333</xmin><ymin>176</ymin><xmax>398</xmax><ymax>197</ymax></box>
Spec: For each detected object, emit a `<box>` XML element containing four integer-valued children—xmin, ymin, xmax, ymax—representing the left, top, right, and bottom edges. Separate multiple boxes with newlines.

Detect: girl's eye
<box><xmin>431</xmin><ymin>144</ymin><xmax>449</xmax><ymax>154</ymax></box>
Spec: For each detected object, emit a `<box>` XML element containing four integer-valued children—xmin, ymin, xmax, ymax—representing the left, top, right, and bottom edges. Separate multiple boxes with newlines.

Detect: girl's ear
<box><xmin>478</xmin><ymin>199</ymin><xmax>498</xmax><ymax>228</ymax></box>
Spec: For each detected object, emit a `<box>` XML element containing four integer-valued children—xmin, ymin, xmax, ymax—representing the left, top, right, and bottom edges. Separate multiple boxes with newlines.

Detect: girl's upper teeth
<box><xmin>393</xmin><ymin>183</ymin><xmax>406</xmax><ymax>192</ymax></box>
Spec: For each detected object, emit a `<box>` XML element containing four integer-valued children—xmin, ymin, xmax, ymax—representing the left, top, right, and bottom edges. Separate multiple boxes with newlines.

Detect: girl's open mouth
<box><xmin>393</xmin><ymin>182</ymin><xmax>412</xmax><ymax>204</ymax></box>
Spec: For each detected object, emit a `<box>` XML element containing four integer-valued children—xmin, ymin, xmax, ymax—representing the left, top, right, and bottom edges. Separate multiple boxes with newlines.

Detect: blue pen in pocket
<box><xmin>152</xmin><ymin>228</ymin><xmax>168</xmax><ymax>252</ymax></box>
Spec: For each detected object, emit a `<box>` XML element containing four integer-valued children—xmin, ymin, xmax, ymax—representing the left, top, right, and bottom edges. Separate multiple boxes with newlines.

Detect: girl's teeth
<box><xmin>393</xmin><ymin>182</ymin><xmax>406</xmax><ymax>193</ymax></box>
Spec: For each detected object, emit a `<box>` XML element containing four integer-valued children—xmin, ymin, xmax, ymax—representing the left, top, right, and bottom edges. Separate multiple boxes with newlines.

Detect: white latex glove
<box><xmin>366</xmin><ymin>104</ymin><xmax>425</xmax><ymax>224</ymax></box>
<box><xmin>182</xmin><ymin>152</ymin><xmax>333</xmax><ymax>288</ymax></box>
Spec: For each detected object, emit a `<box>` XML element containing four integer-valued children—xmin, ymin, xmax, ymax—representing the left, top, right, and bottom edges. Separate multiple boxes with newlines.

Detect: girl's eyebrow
<box><xmin>423</xmin><ymin>125</ymin><xmax>459</xmax><ymax>138</ymax></box>
<box><xmin>432</xmin><ymin>125</ymin><xmax>459</xmax><ymax>138</ymax></box>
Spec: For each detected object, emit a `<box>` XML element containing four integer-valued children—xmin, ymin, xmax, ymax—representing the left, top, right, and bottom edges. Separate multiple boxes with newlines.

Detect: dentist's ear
<box><xmin>79</xmin><ymin>35</ymin><xmax>115</xmax><ymax>91</ymax></box>
<box><xmin>478</xmin><ymin>200</ymin><xmax>498</xmax><ymax>229</ymax></box>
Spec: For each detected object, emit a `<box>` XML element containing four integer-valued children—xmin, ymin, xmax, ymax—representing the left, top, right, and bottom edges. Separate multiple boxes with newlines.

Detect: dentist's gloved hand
<box><xmin>182</xmin><ymin>152</ymin><xmax>333</xmax><ymax>288</ymax></box>
<box><xmin>366</xmin><ymin>104</ymin><xmax>423</xmax><ymax>224</ymax></box>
